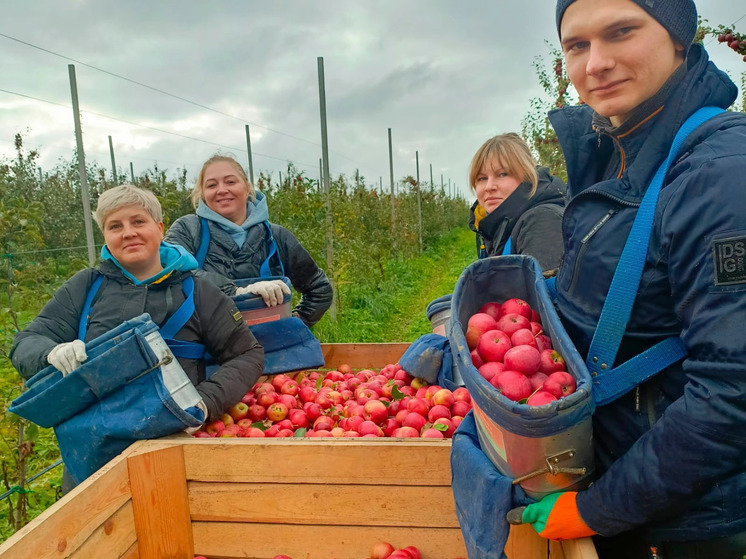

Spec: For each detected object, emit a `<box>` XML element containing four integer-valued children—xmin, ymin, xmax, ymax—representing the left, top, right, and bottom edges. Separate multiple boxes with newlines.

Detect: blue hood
<box><xmin>196</xmin><ymin>191</ymin><xmax>270</xmax><ymax>247</ymax></box>
<box><xmin>100</xmin><ymin>242</ymin><xmax>198</xmax><ymax>285</ymax></box>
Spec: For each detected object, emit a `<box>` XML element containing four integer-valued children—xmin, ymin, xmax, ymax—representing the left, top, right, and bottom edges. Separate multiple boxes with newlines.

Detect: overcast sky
<box><xmin>1</xmin><ymin>1</ymin><xmax>744</xmax><ymax>201</ymax></box>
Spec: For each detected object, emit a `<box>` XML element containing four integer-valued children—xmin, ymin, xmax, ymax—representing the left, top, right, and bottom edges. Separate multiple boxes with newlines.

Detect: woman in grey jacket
<box><xmin>467</xmin><ymin>133</ymin><xmax>566</xmax><ymax>273</ymax></box>
<box><xmin>165</xmin><ymin>155</ymin><xmax>332</xmax><ymax>328</ymax></box>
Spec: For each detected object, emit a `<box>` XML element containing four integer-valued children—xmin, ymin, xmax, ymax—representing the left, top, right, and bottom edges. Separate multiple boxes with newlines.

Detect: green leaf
<box><xmin>293</xmin><ymin>428</ymin><xmax>307</xmax><ymax>438</ymax></box>
<box><xmin>391</xmin><ymin>385</ymin><xmax>405</xmax><ymax>400</ymax></box>
<box><xmin>433</xmin><ymin>422</ymin><xmax>448</xmax><ymax>432</ymax></box>
<box><xmin>316</xmin><ymin>377</ymin><xmax>323</xmax><ymax>391</ymax></box>
<box><xmin>25</xmin><ymin>423</ymin><xmax>39</xmax><ymax>442</ymax></box>
<box><xmin>251</xmin><ymin>421</ymin><xmax>268</xmax><ymax>432</ymax></box>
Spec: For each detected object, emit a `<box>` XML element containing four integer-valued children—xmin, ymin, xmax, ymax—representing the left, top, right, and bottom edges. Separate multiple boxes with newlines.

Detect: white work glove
<box><xmin>235</xmin><ymin>280</ymin><xmax>291</xmax><ymax>307</ymax></box>
<box><xmin>184</xmin><ymin>400</ymin><xmax>209</xmax><ymax>435</ymax></box>
<box><xmin>47</xmin><ymin>340</ymin><xmax>88</xmax><ymax>376</ymax></box>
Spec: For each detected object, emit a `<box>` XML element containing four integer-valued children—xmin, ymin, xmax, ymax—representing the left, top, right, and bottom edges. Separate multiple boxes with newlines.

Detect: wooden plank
<box><xmin>120</xmin><ymin>543</ymin><xmax>139</xmax><ymax>559</ymax></box>
<box><xmin>193</xmin><ymin>522</ymin><xmax>467</xmax><ymax>559</ymax></box>
<box><xmin>189</xmin><ymin>482</ymin><xmax>459</xmax><ymax>527</ymax></box>
<box><xmin>505</xmin><ymin>524</ymin><xmax>550</xmax><ymax>559</ymax></box>
<box><xmin>127</xmin><ymin>446</ymin><xmax>192</xmax><ymax>559</ymax></box>
<box><xmin>181</xmin><ymin>438</ymin><xmax>453</xmax><ymax>484</ymax></box>
<box><xmin>321</xmin><ymin>343</ymin><xmax>410</xmax><ymax>369</ymax></box>
<box><xmin>68</xmin><ymin>502</ymin><xmax>137</xmax><ymax>559</ymax></box>
<box><xmin>0</xmin><ymin>455</ymin><xmax>131</xmax><ymax>559</ymax></box>
<box><xmin>556</xmin><ymin>538</ymin><xmax>598</xmax><ymax>559</ymax></box>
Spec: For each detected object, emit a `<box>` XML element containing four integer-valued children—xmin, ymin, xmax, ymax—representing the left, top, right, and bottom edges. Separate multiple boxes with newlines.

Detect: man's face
<box><xmin>560</xmin><ymin>0</ymin><xmax>685</xmax><ymax>126</ymax></box>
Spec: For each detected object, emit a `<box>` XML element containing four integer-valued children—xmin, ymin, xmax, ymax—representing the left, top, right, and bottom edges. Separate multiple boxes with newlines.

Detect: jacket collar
<box><xmin>196</xmin><ymin>191</ymin><xmax>270</xmax><ymax>233</ymax></box>
<box><xmin>100</xmin><ymin>242</ymin><xmax>198</xmax><ymax>285</ymax></box>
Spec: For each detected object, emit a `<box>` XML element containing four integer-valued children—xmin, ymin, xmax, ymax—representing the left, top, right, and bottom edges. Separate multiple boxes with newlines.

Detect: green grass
<box><xmin>312</xmin><ymin>227</ymin><xmax>476</xmax><ymax>342</ymax></box>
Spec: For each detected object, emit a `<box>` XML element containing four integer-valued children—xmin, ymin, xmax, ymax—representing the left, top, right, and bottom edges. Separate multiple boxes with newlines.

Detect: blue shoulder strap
<box><xmin>195</xmin><ymin>217</ymin><xmax>211</xmax><ymax>268</ymax></box>
<box><xmin>78</xmin><ymin>274</ymin><xmax>104</xmax><ymax>340</ymax></box>
<box><xmin>588</xmin><ymin>106</ymin><xmax>724</xmax><ymax>406</ymax></box>
<box><xmin>501</xmin><ymin>238</ymin><xmax>512</xmax><ymax>256</ymax></box>
<box><xmin>260</xmin><ymin>221</ymin><xmax>284</xmax><ymax>278</ymax></box>
<box><xmin>78</xmin><ymin>273</ymin><xmax>204</xmax><ymax>360</ymax></box>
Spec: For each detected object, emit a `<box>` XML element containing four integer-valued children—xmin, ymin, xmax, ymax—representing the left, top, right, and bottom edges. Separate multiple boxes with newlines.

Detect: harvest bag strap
<box><xmin>78</xmin><ymin>275</ymin><xmax>205</xmax><ymax>360</ymax></box>
<box><xmin>197</xmin><ymin>217</ymin><xmax>284</xmax><ymax>278</ymax></box>
<box><xmin>588</xmin><ymin>106</ymin><xmax>724</xmax><ymax>406</ymax></box>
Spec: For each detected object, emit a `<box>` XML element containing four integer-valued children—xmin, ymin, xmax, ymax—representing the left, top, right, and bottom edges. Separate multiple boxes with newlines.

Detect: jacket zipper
<box><xmin>567</xmin><ymin>207</ymin><xmax>619</xmax><ymax>295</ymax></box>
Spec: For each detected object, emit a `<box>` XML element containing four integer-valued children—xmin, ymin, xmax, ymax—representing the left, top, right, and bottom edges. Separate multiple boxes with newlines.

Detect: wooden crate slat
<box><xmin>554</xmin><ymin>538</ymin><xmax>598</xmax><ymax>559</ymax></box>
<box><xmin>193</xmin><ymin>521</ymin><xmax>467</xmax><ymax>559</ymax></box>
<box><xmin>0</xmin><ymin>456</ymin><xmax>131</xmax><ymax>559</ymax></box>
<box><xmin>182</xmin><ymin>439</ymin><xmax>453</xmax><ymax>484</ymax></box>
<box><xmin>120</xmin><ymin>542</ymin><xmax>139</xmax><ymax>559</ymax></box>
<box><xmin>127</xmin><ymin>446</ymin><xmax>192</xmax><ymax>559</ymax></box>
<box><xmin>189</xmin><ymin>482</ymin><xmax>459</xmax><ymax>527</ymax></box>
<box><xmin>505</xmin><ymin>524</ymin><xmax>550</xmax><ymax>559</ymax></box>
<box><xmin>321</xmin><ymin>343</ymin><xmax>410</xmax><ymax>369</ymax></box>
<box><xmin>67</xmin><ymin>502</ymin><xmax>137</xmax><ymax>559</ymax></box>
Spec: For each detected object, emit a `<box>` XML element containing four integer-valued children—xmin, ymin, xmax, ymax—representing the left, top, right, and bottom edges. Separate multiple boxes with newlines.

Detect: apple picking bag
<box><xmin>450</xmin><ymin>255</ymin><xmax>595</xmax><ymax>499</ymax></box>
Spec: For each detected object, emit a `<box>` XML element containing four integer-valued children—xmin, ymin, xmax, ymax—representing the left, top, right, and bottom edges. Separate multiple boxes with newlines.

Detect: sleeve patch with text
<box><xmin>713</xmin><ymin>236</ymin><xmax>746</xmax><ymax>286</ymax></box>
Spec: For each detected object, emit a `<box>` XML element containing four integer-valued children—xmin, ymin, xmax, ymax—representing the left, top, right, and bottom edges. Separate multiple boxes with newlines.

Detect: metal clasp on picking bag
<box><xmin>511</xmin><ymin>449</ymin><xmax>587</xmax><ymax>485</ymax></box>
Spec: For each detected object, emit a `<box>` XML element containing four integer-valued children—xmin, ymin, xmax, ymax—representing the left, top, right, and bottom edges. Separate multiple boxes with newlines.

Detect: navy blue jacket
<box><xmin>549</xmin><ymin>44</ymin><xmax>746</xmax><ymax>541</ymax></box>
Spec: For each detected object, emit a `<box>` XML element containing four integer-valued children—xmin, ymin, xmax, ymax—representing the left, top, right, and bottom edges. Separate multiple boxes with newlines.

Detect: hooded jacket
<box><xmin>468</xmin><ymin>166</ymin><xmax>565</xmax><ymax>271</ymax></box>
<box><xmin>549</xmin><ymin>44</ymin><xmax>746</xmax><ymax>541</ymax></box>
<box><xmin>10</xmin><ymin>243</ymin><xmax>263</xmax><ymax>421</ymax></box>
<box><xmin>165</xmin><ymin>191</ymin><xmax>332</xmax><ymax>327</ymax></box>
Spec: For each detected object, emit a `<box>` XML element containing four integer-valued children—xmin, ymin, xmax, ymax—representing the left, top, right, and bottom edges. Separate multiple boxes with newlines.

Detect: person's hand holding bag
<box><xmin>235</xmin><ymin>279</ymin><xmax>291</xmax><ymax>307</ymax></box>
<box><xmin>47</xmin><ymin>340</ymin><xmax>88</xmax><ymax>376</ymax></box>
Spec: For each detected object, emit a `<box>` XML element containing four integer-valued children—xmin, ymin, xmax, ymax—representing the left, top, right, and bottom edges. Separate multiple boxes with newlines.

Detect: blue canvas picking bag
<box><xmin>10</xmin><ymin>314</ymin><xmax>204</xmax><ymax>485</ymax></box>
<box><xmin>450</xmin><ymin>255</ymin><xmax>596</xmax><ymax>497</ymax></box>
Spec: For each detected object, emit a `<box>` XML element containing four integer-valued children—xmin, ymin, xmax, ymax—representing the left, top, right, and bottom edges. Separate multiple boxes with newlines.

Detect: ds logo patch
<box><xmin>713</xmin><ymin>236</ymin><xmax>746</xmax><ymax>286</ymax></box>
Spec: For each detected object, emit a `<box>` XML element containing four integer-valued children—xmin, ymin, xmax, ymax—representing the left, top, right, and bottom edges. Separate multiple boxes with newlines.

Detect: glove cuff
<box><xmin>527</xmin><ymin>492</ymin><xmax>596</xmax><ymax>541</ymax></box>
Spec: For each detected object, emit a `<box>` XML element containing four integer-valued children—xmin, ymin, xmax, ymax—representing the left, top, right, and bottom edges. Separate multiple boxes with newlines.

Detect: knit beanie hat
<box><xmin>556</xmin><ymin>0</ymin><xmax>698</xmax><ymax>49</ymax></box>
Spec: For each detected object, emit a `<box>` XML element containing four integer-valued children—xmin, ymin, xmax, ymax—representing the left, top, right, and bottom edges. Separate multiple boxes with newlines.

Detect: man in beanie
<box><xmin>523</xmin><ymin>0</ymin><xmax>746</xmax><ymax>556</ymax></box>
<box><xmin>451</xmin><ymin>0</ymin><xmax>746</xmax><ymax>557</ymax></box>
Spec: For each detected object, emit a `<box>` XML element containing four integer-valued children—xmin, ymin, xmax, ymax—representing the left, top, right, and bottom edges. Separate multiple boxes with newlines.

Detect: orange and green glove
<box><xmin>507</xmin><ymin>491</ymin><xmax>596</xmax><ymax>541</ymax></box>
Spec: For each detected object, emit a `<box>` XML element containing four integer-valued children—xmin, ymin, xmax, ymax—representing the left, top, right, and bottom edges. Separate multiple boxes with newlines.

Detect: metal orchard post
<box><xmin>429</xmin><ymin>163</ymin><xmax>433</xmax><ymax>190</ymax></box>
<box><xmin>388</xmin><ymin>128</ymin><xmax>395</xmax><ymax>231</ymax></box>
<box><xmin>319</xmin><ymin>158</ymin><xmax>323</xmax><ymax>192</ymax></box>
<box><xmin>130</xmin><ymin>162</ymin><xmax>135</xmax><ymax>183</ymax></box>
<box><xmin>318</xmin><ymin>56</ymin><xmax>336</xmax><ymax>320</ymax></box>
<box><xmin>108</xmin><ymin>135</ymin><xmax>117</xmax><ymax>185</ymax></box>
<box><xmin>416</xmin><ymin>150</ymin><xmax>422</xmax><ymax>253</ymax></box>
<box><xmin>68</xmin><ymin>64</ymin><xmax>96</xmax><ymax>267</ymax></box>
<box><xmin>245</xmin><ymin>125</ymin><xmax>255</xmax><ymax>187</ymax></box>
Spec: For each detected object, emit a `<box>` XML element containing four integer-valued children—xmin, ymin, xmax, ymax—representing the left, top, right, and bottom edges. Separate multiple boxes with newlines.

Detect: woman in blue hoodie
<box><xmin>165</xmin><ymin>155</ymin><xmax>333</xmax><ymax>328</ymax></box>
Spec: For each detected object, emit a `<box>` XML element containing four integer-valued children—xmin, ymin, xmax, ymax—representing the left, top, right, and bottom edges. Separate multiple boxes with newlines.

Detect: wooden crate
<box><xmin>0</xmin><ymin>344</ymin><xmax>598</xmax><ymax>559</ymax></box>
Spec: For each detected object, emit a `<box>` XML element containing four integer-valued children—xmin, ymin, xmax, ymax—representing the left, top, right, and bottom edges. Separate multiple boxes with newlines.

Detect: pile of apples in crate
<box><xmin>193</xmin><ymin>363</ymin><xmax>472</xmax><ymax>439</ymax></box>
<box><xmin>467</xmin><ymin>297</ymin><xmax>576</xmax><ymax>405</ymax></box>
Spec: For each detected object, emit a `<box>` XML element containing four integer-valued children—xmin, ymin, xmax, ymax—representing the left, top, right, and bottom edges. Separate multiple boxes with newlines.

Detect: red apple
<box><xmin>535</xmin><ymin>334</ymin><xmax>553</xmax><ymax>352</ymax></box>
<box><xmin>337</xmin><ymin>363</ymin><xmax>352</xmax><ymax>375</ymax></box>
<box><xmin>271</xmin><ymin>374</ymin><xmax>291</xmax><ymax>391</ymax></box>
<box><xmin>406</xmin><ymin>398</ymin><xmax>430</xmax><ymax>416</ymax></box>
<box><xmin>220</xmin><ymin>413</ymin><xmax>234</xmax><ymax>426</ymax></box>
<box><xmin>450</xmin><ymin>400</ymin><xmax>471</xmax><ymax>418</ymax></box>
<box><xmin>247</xmin><ymin>404</ymin><xmax>266</xmax><ymax>422</ymax></box>
<box><xmin>277</xmin><ymin>394</ymin><xmax>298</xmax><ymax>410</ymax></box>
<box><xmin>433</xmin><ymin>417</ymin><xmax>456</xmax><ymax>437</ymax></box>
<box><xmin>510</xmin><ymin>328</ymin><xmax>538</xmax><ymax>348</ymax></box>
<box><xmin>298</xmin><ymin>386</ymin><xmax>317</xmax><ymax>404</ymax></box>
<box><xmin>494</xmin><ymin>371</ymin><xmax>532</xmax><ymax>401</ymax></box>
<box><xmin>543</xmin><ymin>371</ymin><xmax>577</xmax><ymax>399</ymax></box>
<box><xmin>465</xmin><ymin>313</ymin><xmax>499</xmax><ymax>350</ymax></box>
<box><xmin>245</xmin><ymin>427</ymin><xmax>266</xmax><ymax>437</ymax></box>
<box><xmin>529</xmin><ymin>321</ymin><xmax>544</xmax><ymax>336</ymax></box>
<box><xmin>358</xmin><ymin>420</ymin><xmax>383</xmax><ymax>437</ymax></box>
<box><xmin>452</xmin><ymin>387</ymin><xmax>471</xmax><ymax>404</ymax></box>
<box><xmin>479</xmin><ymin>301</ymin><xmax>502</xmax><ymax>321</ymax></box>
<box><xmin>501</xmin><ymin>297</ymin><xmax>533</xmax><ymax>319</ymax></box>
<box><xmin>526</xmin><ymin>371</ymin><xmax>549</xmax><ymax>391</ymax></box>
<box><xmin>540</xmin><ymin>349</ymin><xmax>567</xmax><ymax>374</ymax></box>
<box><xmin>496</xmin><ymin>313</ymin><xmax>531</xmax><ymax>336</ymax></box>
<box><xmin>288</xmin><ymin>408</ymin><xmax>309</xmax><ymax>429</ymax></box>
<box><xmin>428</xmin><ymin>404</ymin><xmax>451</xmax><ymax>423</ymax></box>
<box><xmin>421</xmin><ymin>428</ymin><xmax>445</xmax><ymax>439</ymax></box>
<box><xmin>280</xmin><ymin>379</ymin><xmax>299</xmax><ymax>396</ymax></box>
<box><xmin>364</xmin><ymin>399</ymin><xmax>389</xmax><ymax>425</ymax></box>
<box><xmin>393</xmin><ymin>426</ymin><xmax>420</xmax><ymax>438</ymax></box>
<box><xmin>503</xmin><ymin>345</ymin><xmax>541</xmax><ymax>375</ymax></box>
<box><xmin>371</xmin><ymin>541</ymin><xmax>395</xmax><ymax>559</ymax></box>
<box><xmin>477</xmin><ymin>329</ymin><xmax>512</xmax><ymax>363</ymax></box>
<box><xmin>204</xmin><ymin>420</ymin><xmax>225</xmax><ymax>434</ymax></box>
<box><xmin>402</xmin><ymin>412</ymin><xmax>427</xmax><ymax>432</ymax></box>
<box><xmin>470</xmin><ymin>349</ymin><xmax>484</xmax><ymax>368</ymax></box>
<box><xmin>401</xmin><ymin>546</ymin><xmax>422</xmax><ymax>559</ymax></box>
<box><xmin>526</xmin><ymin>390</ymin><xmax>558</xmax><ymax>406</ymax></box>
<box><xmin>313</xmin><ymin>415</ymin><xmax>335</xmax><ymax>431</ymax></box>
